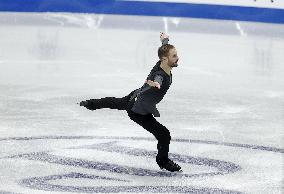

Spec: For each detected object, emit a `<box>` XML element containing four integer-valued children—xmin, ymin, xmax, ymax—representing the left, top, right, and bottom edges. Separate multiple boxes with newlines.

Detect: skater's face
<box><xmin>167</xmin><ymin>48</ymin><xmax>179</xmax><ymax>67</ymax></box>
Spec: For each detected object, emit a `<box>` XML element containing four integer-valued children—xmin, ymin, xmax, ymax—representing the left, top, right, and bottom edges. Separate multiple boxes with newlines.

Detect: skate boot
<box><xmin>156</xmin><ymin>158</ymin><xmax>182</xmax><ymax>172</ymax></box>
<box><xmin>79</xmin><ymin>99</ymin><xmax>100</xmax><ymax>110</ymax></box>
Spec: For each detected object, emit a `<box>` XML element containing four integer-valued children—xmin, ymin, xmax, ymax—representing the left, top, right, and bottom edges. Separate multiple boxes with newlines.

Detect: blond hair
<box><xmin>158</xmin><ymin>44</ymin><xmax>175</xmax><ymax>60</ymax></box>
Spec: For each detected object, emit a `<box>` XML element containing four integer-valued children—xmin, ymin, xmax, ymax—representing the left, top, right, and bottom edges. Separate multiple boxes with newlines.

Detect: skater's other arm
<box><xmin>145</xmin><ymin>74</ymin><xmax>163</xmax><ymax>89</ymax></box>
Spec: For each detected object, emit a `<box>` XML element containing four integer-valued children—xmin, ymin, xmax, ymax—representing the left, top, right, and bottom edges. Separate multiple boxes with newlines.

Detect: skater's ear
<box><xmin>161</xmin><ymin>56</ymin><xmax>168</xmax><ymax>62</ymax></box>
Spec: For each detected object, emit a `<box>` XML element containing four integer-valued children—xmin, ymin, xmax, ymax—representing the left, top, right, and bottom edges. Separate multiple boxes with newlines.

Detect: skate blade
<box><xmin>177</xmin><ymin>169</ymin><xmax>183</xmax><ymax>173</ymax></box>
<box><xmin>160</xmin><ymin>168</ymin><xmax>183</xmax><ymax>173</ymax></box>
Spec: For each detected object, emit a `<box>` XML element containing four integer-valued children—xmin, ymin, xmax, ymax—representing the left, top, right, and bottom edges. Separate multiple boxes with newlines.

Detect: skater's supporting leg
<box><xmin>127</xmin><ymin>110</ymin><xmax>171</xmax><ymax>160</ymax></box>
<box><xmin>127</xmin><ymin>110</ymin><xmax>181</xmax><ymax>172</ymax></box>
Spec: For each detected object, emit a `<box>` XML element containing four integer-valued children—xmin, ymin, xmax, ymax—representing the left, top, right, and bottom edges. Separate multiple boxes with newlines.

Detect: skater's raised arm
<box><xmin>143</xmin><ymin>32</ymin><xmax>168</xmax><ymax>89</ymax></box>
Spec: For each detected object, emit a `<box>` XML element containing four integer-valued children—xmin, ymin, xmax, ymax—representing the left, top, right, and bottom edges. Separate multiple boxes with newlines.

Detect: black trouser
<box><xmin>89</xmin><ymin>90</ymin><xmax>171</xmax><ymax>161</ymax></box>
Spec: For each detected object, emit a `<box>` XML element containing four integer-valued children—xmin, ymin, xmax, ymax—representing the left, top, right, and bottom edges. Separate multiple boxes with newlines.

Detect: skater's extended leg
<box><xmin>91</xmin><ymin>97</ymin><xmax>128</xmax><ymax>110</ymax></box>
<box><xmin>80</xmin><ymin>90</ymin><xmax>136</xmax><ymax>111</ymax></box>
<box><xmin>80</xmin><ymin>97</ymin><xmax>128</xmax><ymax>110</ymax></box>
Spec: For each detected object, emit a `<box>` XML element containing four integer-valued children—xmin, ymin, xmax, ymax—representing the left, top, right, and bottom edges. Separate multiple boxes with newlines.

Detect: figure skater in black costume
<box><xmin>79</xmin><ymin>32</ymin><xmax>181</xmax><ymax>172</ymax></box>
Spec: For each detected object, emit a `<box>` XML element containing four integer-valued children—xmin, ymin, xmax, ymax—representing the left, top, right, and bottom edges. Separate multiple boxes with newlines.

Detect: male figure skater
<box><xmin>79</xmin><ymin>32</ymin><xmax>181</xmax><ymax>172</ymax></box>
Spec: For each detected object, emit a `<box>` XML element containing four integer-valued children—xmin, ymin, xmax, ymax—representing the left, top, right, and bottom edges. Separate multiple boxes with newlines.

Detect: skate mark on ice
<box><xmin>19</xmin><ymin>172</ymin><xmax>243</xmax><ymax>194</ymax></box>
<box><xmin>2</xmin><ymin>135</ymin><xmax>281</xmax><ymax>193</ymax></box>
<box><xmin>0</xmin><ymin>135</ymin><xmax>282</xmax><ymax>153</ymax></box>
<box><xmin>71</xmin><ymin>141</ymin><xmax>241</xmax><ymax>175</ymax></box>
<box><xmin>10</xmin><ymin>152</ymin><xmax>201</xmax><ymax>178</ymax></box>
<box><xmin>0</xmin><ymin>191</ymin><xmax>22</xmax><ymax>194</ymax></box>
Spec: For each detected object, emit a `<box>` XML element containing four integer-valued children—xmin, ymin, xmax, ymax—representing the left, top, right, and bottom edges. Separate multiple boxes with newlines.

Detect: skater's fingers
<box><xmin>145</xmin><ymin>80</ymin><xmax>154</xmax><ymax>85</ymax></box>
<box><xmin>145</xmin><ymin>80</ymin><xmax>155</xmax><ymax>84</ymax></box>
<box><xmin>148</xmin><ymin>80</ymin><xmax>155</xmax><ymax>84</ymax></box>
<box><xmin>160</xmin><ymin>32</ymin><xmax>169</xmax><ymax>38</ymax></box>
<box><xmin>155</xmin><ymin>82</ymin><xmax>161</xmax><ymax>89</ymax></box>
<box><xmin>145</xmin><ymin>80</ymin><xmax>160</xmax><ymax>89</ymax></box>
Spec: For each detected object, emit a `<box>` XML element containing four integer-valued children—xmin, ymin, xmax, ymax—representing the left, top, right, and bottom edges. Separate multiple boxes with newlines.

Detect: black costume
<box><xmin>80</xmin><ymin>38</ymin><xmax>181</xmax><ymax>172</ymax></box>
<box><xmin>130</xmin><ymin>61</ymin><xmax>172</xmax><ymax>117</ymax></box>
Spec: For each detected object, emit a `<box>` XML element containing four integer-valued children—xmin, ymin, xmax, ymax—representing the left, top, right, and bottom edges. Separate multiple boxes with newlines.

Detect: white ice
<box><xmin>0</xmin><ymin>12</ymin><xmax>283</xmax><ymax>194</ymax></box>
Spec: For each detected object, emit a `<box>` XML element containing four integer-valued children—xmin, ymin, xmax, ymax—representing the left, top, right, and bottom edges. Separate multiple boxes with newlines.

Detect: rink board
<box><xmin>0</xmin><ymin>0</ymin><xmax>284</xmax><ymax>24</ymax></box>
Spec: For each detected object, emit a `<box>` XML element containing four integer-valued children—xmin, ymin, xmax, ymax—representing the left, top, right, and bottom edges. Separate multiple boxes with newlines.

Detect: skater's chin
<box><xmin>172</xmin><ymin>63</ymin><xmax>178</xmax><ymax>67</ymax></box>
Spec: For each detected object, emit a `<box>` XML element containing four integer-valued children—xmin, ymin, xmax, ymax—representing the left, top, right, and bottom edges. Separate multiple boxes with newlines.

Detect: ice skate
<box><xmin>79</xmin><ymin>99</ymin><xmax>100</xmax><ymax>110</ymax></box>
<box><xmin>156</xmin><ymin>158</ymin><xmax>182</xmax><ymax>172</ymax></box>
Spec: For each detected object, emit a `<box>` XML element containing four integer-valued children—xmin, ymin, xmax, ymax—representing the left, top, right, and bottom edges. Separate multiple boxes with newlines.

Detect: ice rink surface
<box><xmin>0</xmin><ymin>13</ymin><xmax>283</xmax><ymax>194</ymax></box>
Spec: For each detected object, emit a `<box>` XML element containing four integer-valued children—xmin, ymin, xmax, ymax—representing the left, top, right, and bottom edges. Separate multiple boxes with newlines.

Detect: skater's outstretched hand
<box><xmin>145</xmin><ymin>80</ymin><xmax>161</xmax><ymax>89</ymax></box>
